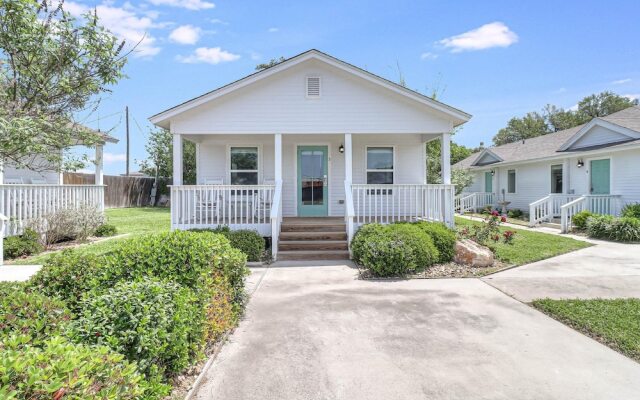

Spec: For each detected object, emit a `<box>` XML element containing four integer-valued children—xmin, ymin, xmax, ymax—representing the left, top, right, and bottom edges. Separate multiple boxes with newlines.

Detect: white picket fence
<box><xmin>0</xmin><ymin>184</ymin><xmax>105</xmax><ymax>237</ymax></box>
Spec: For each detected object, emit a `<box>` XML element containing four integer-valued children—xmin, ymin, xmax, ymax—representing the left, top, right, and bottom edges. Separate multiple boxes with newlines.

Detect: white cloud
<box><xmin>612</xmin><ymin>78</ymin><xmax>632</xmax><ymax>85</ymax></box>
<box><xmin>148</xmin><ymin>0</ymin><xmax>215</xmax><ymax>10</ymax></box>
<box><xmin>623</xmin><ymin>94</ymin><xmax>640</xmax><ymax>101</ymax></box>
<box><xmin>267</xmin><ymin>27</ymin><xmax>279</xmax><ymax>33</ymax></box>
<box><xmin>76</xmin><ymin>168</ymin><xmax>95</xmax><ymax>174</ymax></box>
<box><xmin>176</xmin><ymin>47</ymin><xmax>240</xmax><ymax>64</ymax></box>
<box><xmin>169</xmin><ymin>25</ymin><xmax>201</xmax><ymax>45</ymax></box>
<box><xmin>439</xmin><ymin>22</ymin><xmax>518</xmax><ymax>52</ymax></box>
<box><xmin>420</xmin><ymin>52</ymin><xmax>438</xmax><ymax>60</ymax></box>
<box><xmin>568</xmin><ymin>104</ymin><xmax>579</xmax><ymax>111</ymax></box>
<box><xmin>210</xmin><ymin>18</ymin><xmax>228</xmax><ymax>25</ymax></box>
<box><xmin>249</xmin><ymin>51</ymin><xmax>261</xmax><ymax>61</ymax></box>
<box><xmin>104</xmin><ymin>153</ymin><xmax>127</xmax><ymax>163</ymax></box>
<box><xmin>66</xmin><ymin>1</ymin><xmax>161</xmax><ymax>57</ymax></box>
<box><xmin>553</xmin><ymin>87</ymin><xmax>567</xmax><ymax>94</ymax></box>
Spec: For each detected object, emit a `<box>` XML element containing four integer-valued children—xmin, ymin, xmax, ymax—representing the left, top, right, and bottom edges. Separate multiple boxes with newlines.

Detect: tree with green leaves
<box><xmin>138</xmin><ymin>128</ymin><xmax>196</xmax><ymax>184</ymax></box>
<box><xmin>0</xmin><ymin>0</ymin><xmax>128</xmax><ymax>171</ymax></box>
<box><xmin>492</xmin><ymin>92</ymin><xmax>638</xmax><ymax>146</ymax></box>
<box><xmin>255</xmin><ymin>57</ymin><xmax>286</xmax><ymax>71</ymax></box>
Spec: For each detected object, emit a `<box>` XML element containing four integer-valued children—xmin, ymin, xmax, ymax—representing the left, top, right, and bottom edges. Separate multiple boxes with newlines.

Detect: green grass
<box><xmin>455</xmin><ymin>216</ymin><xmax>591</xmax><ymax>266</ymax></box>
<box><xmin>533</xmin><ymin>298</ymin><xmax>640</xmax><ymax>362</ymax></box>
<box><xmin>9</xmin><ymin>208</ymin><xmax>170</xmax><ymax>265</ymax></box>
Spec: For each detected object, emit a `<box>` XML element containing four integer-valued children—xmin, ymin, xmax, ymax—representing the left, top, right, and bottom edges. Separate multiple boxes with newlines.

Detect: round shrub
<box><xmin>3</xmin><ymin>228</ymin><xmax>43</xmax><ymax>259</ymax></box>
<box><xmin>0</xmin><ymin>288</ymin><xmax>72</xmax><ymax>345</ymax></box>
<box><xmin>226</xmin><ymin>230</ymin><xmax>265</xmax><ymax>262</ymax></box>
<box><xmin>586</xmin><ymin>215</ymin><xmax>615</xmax><ymax>239</ymax></box>
<box><xmin>507</xmin><ymin>209</ymin><xmax>524</xmax><ymax>219</ymax></box>
<box><xmin>95</xmin><ymin>223</ymin><xmax>118</xmax><ymax>237</ymax></box>
<box><xmin>412</xmin><ymin>221</ymin><xmax>456</xmax><ymax>263</ymax></box>
<box><xmin>0</xmin><ymin>334</ymin><xmax>168</xmax><ymax>399</ymax></box>
<box><xmin>351</xmin><ymin>223</ymin><xmax>387</xmax><ymax>264</ymax></box>
<box><xmin>621</xmin><ymin>203</ymin><xmax>640</xmax><ymax>219</ymax></box>
<box><xmin>28</xmin><ymin>251</ymin><xmax>103</xmax><ymax>312</ymax></box>
<box><xmin>72</xmin><ymin>278</ymin><xmax>206</xmax><ymax>378</ymax></box>
<box><xmin>572</xmin><ymin>210</ymin><xmax>595</xmax><ymax>230</ymax></box>
<box><xmin>608</xmin><ymin>217</ymin><xmax>640</xmax><ymax>242</ymax></box>
<box><xmin>352</xmin><ymin>223</ymin><xmax>439</xmax><ymax>277</ymax></box>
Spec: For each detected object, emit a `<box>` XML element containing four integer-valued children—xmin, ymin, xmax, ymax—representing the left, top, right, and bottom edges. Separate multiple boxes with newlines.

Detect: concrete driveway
<box><xmin>193</xmin><ymin>262</ymin><xmax>640</xmax><ymax>400</ymax></box>
<box><xmin>484</xmin><ymin>240</ymin><xmax>640</xmax><ymax>302</ymax></box>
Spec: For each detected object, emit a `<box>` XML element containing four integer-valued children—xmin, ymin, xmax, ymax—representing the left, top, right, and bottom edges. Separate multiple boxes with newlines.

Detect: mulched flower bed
<box><xmin>357</xmin><ymin>261</ymin><xmax>512</xmax><ymax>280</ymax></box>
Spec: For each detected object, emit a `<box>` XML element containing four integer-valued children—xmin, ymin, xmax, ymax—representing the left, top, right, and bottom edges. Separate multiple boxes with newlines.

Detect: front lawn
<box><xmin>455</xmin><ymin>216</ymin><xmax>591</xmax><ymax>266</ymax></box>
<box><xmin>533</xmin><ymin>298</ymin><xmax>640</xmax><ymax>362</ymax></box>
<box><xmin>9</xmin><ymin>207</ymin><xmax>170</xmax><ymax>265</ymax></box>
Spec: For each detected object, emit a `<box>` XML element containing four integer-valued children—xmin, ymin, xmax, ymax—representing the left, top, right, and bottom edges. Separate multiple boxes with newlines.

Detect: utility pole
<box><xmin>125</xmin><ymin>106</ymin><xmax>130</xmax><ymax>176</ymax></box>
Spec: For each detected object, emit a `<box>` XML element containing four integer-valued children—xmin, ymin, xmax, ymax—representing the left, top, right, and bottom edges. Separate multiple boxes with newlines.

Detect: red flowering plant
<box><xmin>458</xmin><ymin>210</ymin><xmax>516</xmax><ymax>247</ymax></box>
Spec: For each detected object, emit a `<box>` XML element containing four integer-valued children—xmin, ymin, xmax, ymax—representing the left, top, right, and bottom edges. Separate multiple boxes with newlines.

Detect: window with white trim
<box><xmin>230</xmin><ymin>147</ymin><xmax>258</xmax><ymax>185</ymax></box>
<box><xmin>507</xmin><ymin>169</ymin><xmax>516</xmax><ymax>193</ymax></box>
<box><xmin>366</xmin><ymin>147</ymin><xmax>394</xmax><ymax>184</ymax></box>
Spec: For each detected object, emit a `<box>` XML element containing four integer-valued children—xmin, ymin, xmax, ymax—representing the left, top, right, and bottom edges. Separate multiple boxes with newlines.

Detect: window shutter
<box><xmin>306</xmin><ymin>77</ymin><xmax>321</xmax><ymax>97</ymax></box>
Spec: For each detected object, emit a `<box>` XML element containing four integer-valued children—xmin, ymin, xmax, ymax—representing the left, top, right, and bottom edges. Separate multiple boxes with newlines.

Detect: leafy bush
<box><xmin>28</xmin><ymin>251</ymin><xmax>103</xmax><ymax>312</ymax></box>
<box><xmin>206</xmin><ymin>280</ymin><xmax>237</xmax><ymax>342</ymax></box>
<box><xmin>622</xmin><ymin>203</ymin><xmax>640</xmax><ymax>219</ymax></box>
<box><xmin>507</xmin><ymin>209</ymin><xmax>524</xmax><ymax>219</ymax></box>
<box><xmin>571</xmin><ymin>210</ymin><xmax>595</xmax><ymax>230</ymax></box>
<box><xmin>586</xmin><ymin>215</ymin><xmax>615</xmax><ymax>239</ymax></box>
<box><xmin>2</xmin><ymin>228</ymin><xmax>43</xmax><ymax>259</ymax></box>
<box><xmin>0</xmin><ymin>334</ymin><xmax>168</xmax><ymax>399</ymax></box>
<box><xmin>458</xmin><ymin>210</ymin><xmax>516</xmax><ymax>246</ymax></box>
<box><xmin>27</xmin><ymin>205</ymin><xmax>104</xmax><ymax>246</ymax></box>
<box><xmin>191</xmin><ymin>227</ymin><xmax>265</xmax><ymax>262</ymax></box>
<box><xmin>0</xmin><ymin>288</ymin><xmax>71</xmax><ymax>345</ymax></box>
<box><xmin>74</xmin><ymin>205</ymin><xmax>106</xmax><ymax>241</ymax></box>
<box><xmin>412</xmin><ymin>221</ymin><xmax>456</xmax><ymax>263</ymax></box>
<box><xmin>352</xmin><ymin>223</ymin><xmax>438</xmax><ymax>277</ymax></box>
<box><xmin>95</xmin><ymin>223</ymin><xmax>118</xmax><ymax>237</ymax></box>
<box><xmin>72</xmin><ymin>278</ymin><xmax>206</xmax><ymax>378</ymax></box>
<box><xmin>586</xmin><ymin>215</ymin><xmax>640</xmax><ymax>242</ymax></box>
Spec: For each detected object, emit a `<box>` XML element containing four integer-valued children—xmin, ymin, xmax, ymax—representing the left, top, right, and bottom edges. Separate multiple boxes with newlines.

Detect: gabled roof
<box><xmin>149</xmin><ymin>49</ymin><xmax>471</xmax><ymax>129</ymax></box>
<box><xmin>558</xmin><ymin>113</ymin><xmax>640</xmax><ymax>151</ymax></box>
<box><xmin>471</xmin><ymin>148</ymin><xmax>503</xmax><ymax>166</ymax></box>
<box><xmin>455</xmin><ymin>106</ymin><xmax>640</xmax><ymax>169</ymax></box>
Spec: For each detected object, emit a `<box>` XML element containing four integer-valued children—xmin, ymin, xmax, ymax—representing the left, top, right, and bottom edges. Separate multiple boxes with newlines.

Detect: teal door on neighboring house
<box><xmin>297</xmin><ymin>146</ymin><xmax>329</xmax><ymax>216</ymax></box>
<box><xmin>590</xmin><ymin>159</ymin><xmax>610</xmax><ymax>195</ymax></box>
<box><xmin>484</xmin><ymin>172</ymin><xmax>493</xmax><ymax>193</ymax></box>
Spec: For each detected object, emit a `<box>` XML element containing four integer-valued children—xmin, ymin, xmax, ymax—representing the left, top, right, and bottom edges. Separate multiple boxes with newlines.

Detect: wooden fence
<box><xmin>64</xmin><ymin>173</ymin><xmax>163</xmax><ymax>208</ymax></box>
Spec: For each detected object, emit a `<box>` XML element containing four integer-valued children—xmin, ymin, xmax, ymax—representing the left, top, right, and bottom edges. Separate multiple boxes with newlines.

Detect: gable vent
<box><xmin>306</xmin><ymin>76</ymin><xmax>321</xmax><ymax>97</ymax></box>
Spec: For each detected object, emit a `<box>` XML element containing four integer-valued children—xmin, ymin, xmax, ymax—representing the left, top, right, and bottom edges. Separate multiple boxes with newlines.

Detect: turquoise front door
<box><xmin>590</xmin><ymin>159</ymin><xmax>610</xmax><ymax>195</ymax></box>
<box><xmin>297</xmin><ymin>146</ymin><xmax>329</xmax><ymax>216</ymax></box>
<box><xmin>484</xmin><ymin>172</ymin><xmax>493</xmax><ymax>193</ymax></box>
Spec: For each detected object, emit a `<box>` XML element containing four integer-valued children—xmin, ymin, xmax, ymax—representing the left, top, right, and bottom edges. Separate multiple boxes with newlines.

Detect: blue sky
<box><xmin>67</xmin><ymin>0</ymin><xmax>640</xmax><ymax>175</ymax></box>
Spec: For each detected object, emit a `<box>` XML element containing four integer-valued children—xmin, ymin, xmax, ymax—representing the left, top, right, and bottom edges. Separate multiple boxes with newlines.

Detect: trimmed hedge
<box><xmin>72</xmin><ymin>278</ymin><xmax>206</xmax><ymax>378</ymax></box>
<box><xmin>412</xmin><ymin>221</ymin><xmax>456</xmax><ymax>263</ymax></box>
<box><xmin>191</xmin><ymin>227</ymin><xmax>265</xmax><ymax>262</ymax></box>
<box><xmin>586</xmin><ymin>215</ymin><xmax>640</xmax><ymax>242</ymax></box>
<box><xmin>0</xmin><ymin>287</ymin><xmax>72</xmax><ymax>345</ymax></box>
<box><xmin>3</xmin><ymin>228</ymin><xmax>43</xmax><ymax>259</ymax></box>
<box><xmin>0</xmin><ymin>335</ymin><xmax>168</xmax><ymax>399</ymax></box>
<box><xmin>352</xmin><ymin>223</ymin><xmax>439</xmax><ymax>277</ymax></box>
<box><xmin>29</xmin><ymin>252</ymin><xmax>103</xmax><ymax>312</ymax></box>
<box><xmin>95</xmin><ymin>223</ymin><xmax>118</xmax><ymax>237</ymax></box>
<box><xmin>572</xmin><ymin>210</ymin><xmax>595</xmax><ymax>230</ymax></box>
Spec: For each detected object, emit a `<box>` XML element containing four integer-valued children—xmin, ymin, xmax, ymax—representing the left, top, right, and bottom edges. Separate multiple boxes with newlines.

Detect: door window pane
<box><xmin>507</xmin><ymin>170</ymin><xmax>516</xmax><ymax>193</ymax></box>
<box><xmin>300</xmin><ymin>149</ymin><xmax>325</xmax><ymax>205</ymax></box>
<box><xmin>366</xmin><ymin>147</ymin><xmax>394</xmax><ymax>184</ymax></box>
<box><xmin>550</xmin><ymin>164</ymin><xmax>563</xmax><ymax>194</ymax></box>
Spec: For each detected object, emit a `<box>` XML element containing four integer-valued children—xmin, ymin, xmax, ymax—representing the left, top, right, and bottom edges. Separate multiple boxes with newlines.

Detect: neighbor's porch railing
<box><xmin>529</xmin><ymin>194</ymin><xmax>582</xmax><ymax>226</ymax></box>
<box><xmin>349</xmin><ymin>184</ymin><xmax>455</xmax><ymax>237</ymax></box>
<box><xmin>0</xmin><ymin>184</ymin><xmax>105</xmax><ymax>237</ymax></box>
<box><xmin>455</xmin><ymin>192</ymin><xmax>494</xmax><ymax>214</ymax></box>
<box><xmin>560</xmin><ymin>194</ymin><xmax>622</xmax><ymax>233</ymax></box>
<box><xmin>170</xmin><ymin>184</ymin><xmax>276</xmax><ymax>237</ymax></box>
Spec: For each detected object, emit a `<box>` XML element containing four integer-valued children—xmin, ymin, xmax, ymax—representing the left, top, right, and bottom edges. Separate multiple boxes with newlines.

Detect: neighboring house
<box><xmin>150</xmin><ymin>49</ymin><xmax>470</xmax><ymax>260</ymax></box>
<box><xmin>454</xmin><ymin>106</ymin><xmax>640</xmax><ymax>231</ymax></box>
<box><xmin>0</xmin><ymin>129</ymin><xmax>118</xmax><ymax>238</ymax></box>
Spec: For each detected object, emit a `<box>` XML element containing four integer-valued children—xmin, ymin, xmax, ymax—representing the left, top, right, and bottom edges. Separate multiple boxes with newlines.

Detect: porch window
<box><xmin>507</xmin><ymin>169</ymin><xmax>516</xmax><ymax>193</ymax></box>
<box><xmin>550</xmin><ymin>164</ymin><xmax>563</xmax><ymax>194</ymax></box>
<box><xmin>230</xmin><ymin>147</ymin><xmax>258</xmax><ymax>185</ymax></box>
<box><xmin>366</xmin><ymin>147</ymin><xmax>394</xmax><ymax>184</ymax></box>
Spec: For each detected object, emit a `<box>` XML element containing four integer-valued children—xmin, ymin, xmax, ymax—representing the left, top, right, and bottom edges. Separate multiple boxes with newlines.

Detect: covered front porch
<box><xmin>170</xmin><ymin>132</ymin><xmax>456</xmax><ymax>257</ymax></box>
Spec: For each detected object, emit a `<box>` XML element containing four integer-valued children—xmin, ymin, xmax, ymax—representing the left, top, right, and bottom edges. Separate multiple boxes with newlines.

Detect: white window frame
<box><xmin>228</xmin><ymin>145</ymin><xmax>260</xmax><ymax>185</ymax></box>
<box><xmin>365</xmin><ymin>145</ymin><xmax>395</xmax><ymax>185</ymax></box>
<box><xmin>507</xmin><ymin>169</ymin><xmax>517</xmax><ymax>194</ymax></box>
<box><xmin>550</xmin><ymin>164</ymin><xmax>563</xmax><ymax>194</ymax></box>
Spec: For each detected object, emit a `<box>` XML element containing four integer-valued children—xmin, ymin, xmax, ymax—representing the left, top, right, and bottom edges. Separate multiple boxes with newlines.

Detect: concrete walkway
<box><xmin>193</xmin><ymin>262</ymin><xmax>640</xmax><ymax>400</ymax></box>
<box><xmin>0</xmin><ymin>264</ymin><xmax>42</xmax><ymax>282</ymax></box>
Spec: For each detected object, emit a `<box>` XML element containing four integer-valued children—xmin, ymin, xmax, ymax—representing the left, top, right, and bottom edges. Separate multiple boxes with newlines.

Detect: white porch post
<box><xmin>563</xmin><ymin>158</ymin><xmax>570</xmax><ymax>194</ymax></box>
<box><xmin>0</xmin><ymin>158</ymin><xmax>4</xmax><ymax>184</ymax></box>
<box><xmin>173</xmin><ymin>134</ymin><xmax>183</xmax><ymax>186</ymax></box>
<box><xmin>440</xmin><ymin>132</ymin><xmax>451</xmax><ymax>184</ymax></box>
<box><xmin>95</xmin><ymin>144</ymin><xmax>104</xmax><ymax>185</ymax></box>
<box><xmin>344</xmin><ymin>133</ymin><xmax>352</xmax><ymax>183</ymax></box>
<box><xmin>274</xmin><ymin>134</ymin><xmax>282</xmax><ymax>183</ymax></box>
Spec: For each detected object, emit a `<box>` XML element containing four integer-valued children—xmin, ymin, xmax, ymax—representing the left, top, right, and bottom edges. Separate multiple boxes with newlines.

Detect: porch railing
<box><xmin>0</xmin><ymin>213</ymin><xmax>7</xmax><ymax>266</ymax></box>
<box><xmin>529</xmin><ymin>194</ymin><xmax>581</xmax><ymax>226</ymax></box>
<box><xmin>0</xmin><ymin>184</ymin><xmax>105</xmax><ymax>236</ymax></box>
<box><xmin>270</xmin><ymin>181</ymin><xmax>283</xmax><ymax>259</ymax></box>
<box><xmin>170</xmin><ymin>184</ymin><xmax>276</xmax><ymax>236</ymax></box>
<box><xmin>350</xmin><ymin>184</ymin><xmax>455</xmax><ymax>230</ymax></box>
<box><xmin>455</xmin><ymin>192</ymin><xmax>494</xmax><ymax>214</ymax></box>
<box><xmin>560</xmin><ymin>195</ymin><xmax>622</xmax><ymax>233</ymax></box>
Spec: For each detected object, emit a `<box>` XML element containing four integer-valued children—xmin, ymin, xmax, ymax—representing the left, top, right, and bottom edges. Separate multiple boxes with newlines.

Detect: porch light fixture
<box><xmin>490</xmin><ymin>169</ymin><xmax>495</xmax><ymax>176</ymax></box>
<box><xmin>577</xmin><ymin>159</ymin><xmax>584</xmax><ymax>168</ymax></box>
<box><xmin>339</xmin><ymin>144</ymin><xmax>344</xmax><ymax>153</ymax></box>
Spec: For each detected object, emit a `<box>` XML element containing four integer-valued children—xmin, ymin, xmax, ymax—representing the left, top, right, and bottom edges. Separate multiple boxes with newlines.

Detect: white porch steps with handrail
<box><xmin>529</xmin><ymin>193</ymin><xmax>622</xmax><ymax>233</ymax></box>
<box><xmin>454</xmin><ymin>192</ymin><xmax>495</xmax><ymax>214</ymax></box>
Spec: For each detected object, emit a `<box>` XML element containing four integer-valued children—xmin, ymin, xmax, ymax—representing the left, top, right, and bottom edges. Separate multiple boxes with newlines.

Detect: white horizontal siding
<box><xmin>172</xmin><ymin>60</ymin><xmax>453</xmax><ymax>135</ymax></box>
<box><xmin>4</xmin><ymin>157</ymin><xmax>59</xmax><ymax>184</ymax></box>
<box><xmin>571</xmin><ymin>125</ymin><xmax>632</xmax><ymax>150</ymax></box>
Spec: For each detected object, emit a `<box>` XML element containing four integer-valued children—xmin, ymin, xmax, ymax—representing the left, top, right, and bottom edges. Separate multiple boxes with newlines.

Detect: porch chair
<box><xmin>195</xmin><ymin>178</ymin><xmax>223</xmax><ymax>222</ymax></box>
<box><xmin>253</xmin><ymin>179</ymin><xmax>275</xmax><ymax>221</ymax></box>
<box><xmin>30</xmin><ymin>178</ymin><xmax>48</xmax><ymax>184</ymax></box>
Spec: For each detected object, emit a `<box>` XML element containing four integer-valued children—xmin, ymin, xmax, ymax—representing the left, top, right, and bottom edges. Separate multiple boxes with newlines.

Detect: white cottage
<box><xmin>150</xmin><ymin>49</ymin><xmax>471</xmax><ymax>260</ymax></box>
<box><xmin>454</xmin><ymin>106</ymin><xmax>640</xmax><ymax>232</ymax></box>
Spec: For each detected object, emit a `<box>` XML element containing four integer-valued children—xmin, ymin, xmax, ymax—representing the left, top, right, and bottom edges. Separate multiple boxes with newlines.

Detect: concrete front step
<box><xmin>280</xmin><ymin>231</ymin><xmax>348</xmax><ymax>241</ymax></box>
<box><xmin>277</xmin><ymin>250</ymin><xmax>350</xmax><ymax>261</ymax></box>
<box><xmin>279</xmin><ymin>240</ymin><xmax>348</xmax><ymax>251</ymax></box>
